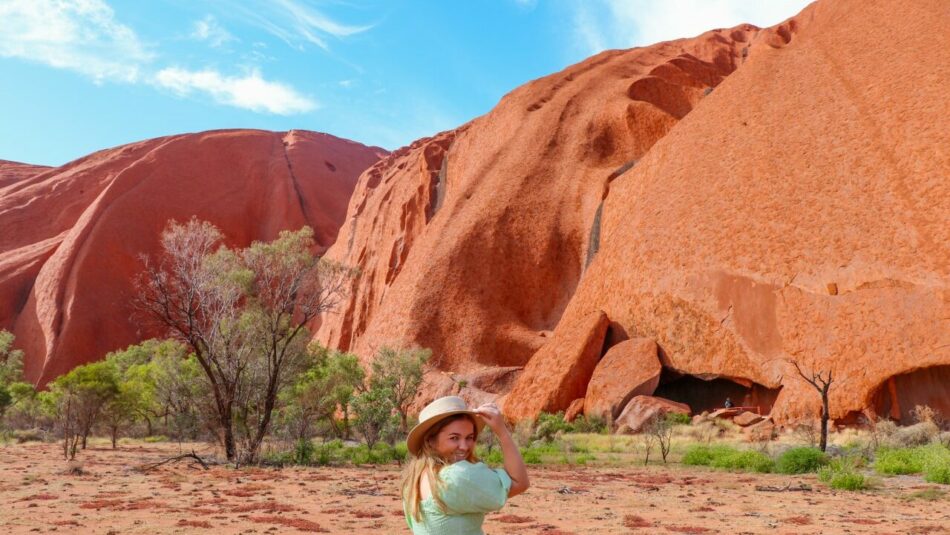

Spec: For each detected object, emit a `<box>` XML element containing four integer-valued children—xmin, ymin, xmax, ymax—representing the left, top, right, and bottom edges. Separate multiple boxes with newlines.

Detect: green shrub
<box><xmin>819</xmin><ymin>457</ymin><xmax>871</xmax><ymax>491</ymax></box>
<box><xmin>521</xmin><ymin>447</ymin><xmax>543</xmax><ymax>465</ymax></box>
<box><xmin>571</xmin><ymin>415</ymin><xmax>609</xmax><ymax>434</ymax></box>
<box><xmin>294</xmin><ymin>438</ymin><xmax>316</xmax><ymax>464</ymax></box>
<box><xmin>776</xmin><ymin>447</ymin><xmax>828</xmax><ymax>474</ymax></box>
<box><xmin>665</xmin><ymin>412</ymin><xmax>692</xmax><ymax>426</ymax></box>
<box><xmin>681</xmin><ymin>444</ymin><xmax>737</xmax><ymax>466</ymax></box>
<box><xmin>142</xmin><ymin>435</ymin><xmax>168</xmax><ymax>443</ymax></box>
<box><xmin>925</xmin><ymin>466</ymin><xmax>950</xmax><ymax>485</ymax></box>
<box><xmin>710</xmin><ymin>450</ymin><xmax>774</xmax><ymax>473</ymax></box>
<box><xmin>575</xmin><ymin>453</ymin><xmax>595</xmax><ymax>465</ymax></box>
<box><xmin>533</xmin><ymin>412</ymin><xmax>572</xmax><ymax>442</ymax></box>
<box><xmin>875</xmin><ymin>448</ymin><xmax>925</xmax><ymax>475</ymax></box>
<box><xmin>475</xmin><ymin>446</ymin><xmax>503</xmax><ymax>465</ymax></box>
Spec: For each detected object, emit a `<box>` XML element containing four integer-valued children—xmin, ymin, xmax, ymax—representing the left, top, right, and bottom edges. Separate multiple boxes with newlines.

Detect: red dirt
<box><xmin>2</xmin><ymin>442</ymin><xmax>947</xmax><ymax>534</ymax></box>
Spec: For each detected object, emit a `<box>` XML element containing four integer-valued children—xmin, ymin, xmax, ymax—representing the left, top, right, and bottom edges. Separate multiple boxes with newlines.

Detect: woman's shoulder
<box><xmin>441</xmin><ymin>461</ymin><xmax>509</xmax><ymax>486</ymax></box>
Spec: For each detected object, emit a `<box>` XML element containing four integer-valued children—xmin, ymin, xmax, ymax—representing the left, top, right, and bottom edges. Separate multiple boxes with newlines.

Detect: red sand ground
<box><xmin>1</xmin><ymin>441</ymin><xmax>946</xmax><ymax>534</ymax></box>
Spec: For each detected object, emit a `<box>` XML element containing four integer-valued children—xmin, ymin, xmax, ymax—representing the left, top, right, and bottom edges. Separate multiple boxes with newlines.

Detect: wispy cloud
<box><xmin>570</xmin><ymin>0</ymin><xmax>812</xmax><ymax>56</ymax></box>
<box><xmin>154</xmin><ymin>67</ymin><xmax>317</xmax><ymax>115</ymax></box>
<box><xmin>224</xmin><ymin>0</ymin><xmax>374</xmax><ymax>51</ymax></box>
<box><xmin>0</xmin><ymin>0</ymin><xmax>318</xmax><ymax>115</ymax></box>
<box><xmin>0</xmin><ymin>0</ymin><xmax>152</xmax><ymax>83</ymax></box>
<box><xmin>191</xmin><ymin>15</ymin><xmax>235</xmax><ymax>48</ymax></box>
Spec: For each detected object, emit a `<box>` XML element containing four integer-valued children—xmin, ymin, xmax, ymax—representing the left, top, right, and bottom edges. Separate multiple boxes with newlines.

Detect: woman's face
<box><xmin>431</xmin><ymin>418</ymin><xmax>476</xmax><ymax>463</ymax></box>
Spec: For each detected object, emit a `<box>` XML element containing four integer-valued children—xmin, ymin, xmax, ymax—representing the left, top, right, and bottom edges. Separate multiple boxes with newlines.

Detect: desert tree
<box><xmin>44</xmin><ymin>361</ymin><xmax>120</xmax><ymax>459</ymax></box>
<box><xmin>644</xmin><ymin>413</ymin><xmax>676</xmax><ymax>464</ymax></box>
<box><xmin>369</xmin><ymin>346</ymin><xmax>430</xmax><ymax>432</ymax></box>
<box><xmin>352</xmin><ymin>386</ymin><xmax>397</xmax><ymax>449</ymax></box>
<box><xmin>789</xmin><ymin>360</ymin><xmax>834</xmax><ymax>452</ymax></box>
<box><xmin>280</xmin><ymin>343</ymin><xmax>364</xmax><ymax>444</ymax></box>
<box><xmin>136</xmin><ymin>218</ymin><xmax>353</xmax><ymax>464</ymax></box>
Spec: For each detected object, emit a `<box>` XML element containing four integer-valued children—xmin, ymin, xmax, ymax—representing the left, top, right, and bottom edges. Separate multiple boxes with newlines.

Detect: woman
<box><xmin>401</xmin><ymin>396</ymin><xmax>529</xmax><ymax>534</ymax></box>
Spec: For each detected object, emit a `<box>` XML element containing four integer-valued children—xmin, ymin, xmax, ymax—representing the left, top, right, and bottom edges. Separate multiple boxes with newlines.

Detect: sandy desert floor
<box><xmin>0</xmin><ymin>441</ymin><xmax>947</xmax><ymax>534</ymax></box>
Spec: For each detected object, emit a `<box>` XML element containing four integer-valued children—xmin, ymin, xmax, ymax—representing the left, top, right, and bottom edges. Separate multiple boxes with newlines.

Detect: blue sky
<box><xmin>0</xmin><ymin>0</ymin><xmax>812</xmax><ymax>166</ymax></box>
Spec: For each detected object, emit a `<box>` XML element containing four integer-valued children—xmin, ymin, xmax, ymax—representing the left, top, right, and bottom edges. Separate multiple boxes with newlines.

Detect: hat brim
<box><xmin>406</xmin><ymin>410</ymin><xmax>485</xmax><ymax>455</ymax></box>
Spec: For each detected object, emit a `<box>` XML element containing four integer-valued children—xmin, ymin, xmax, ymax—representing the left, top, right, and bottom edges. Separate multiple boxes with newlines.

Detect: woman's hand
<box><xmin>474</xmin><ymin>403</ymin><xmax>506</xmax><ymax>433</ymax></box>
<box><xmin>474</xmin><ymin>402</ymin><xmax>529</xmax><ymax>497</ymax></box>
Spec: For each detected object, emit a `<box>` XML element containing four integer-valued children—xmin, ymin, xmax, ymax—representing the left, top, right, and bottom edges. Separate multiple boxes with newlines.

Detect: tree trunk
<box><xmin>144</xmin><ymin>415</ymin><xmax>153</xmax><ymax>437</ymax></box>
<box><xmin>111</xmin><ymin>426</ymin><xmax>118</xmax><ymax>449</ymax></box>
<box><xmin>820</xmin><ymin>391</ymin><xmax>830</xmax><ymax>452</ymax></box>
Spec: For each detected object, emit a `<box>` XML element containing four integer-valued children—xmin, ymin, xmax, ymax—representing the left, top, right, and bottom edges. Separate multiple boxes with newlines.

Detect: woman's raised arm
<box><xmin>475</xmin><ymin>403</ymin><xmax>529</xmax><ymax>497</ymax></box>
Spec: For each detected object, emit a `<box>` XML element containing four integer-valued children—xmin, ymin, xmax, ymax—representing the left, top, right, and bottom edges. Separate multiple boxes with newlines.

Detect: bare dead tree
<box><xmin>136</xmin><ymin>219</ymin><xmax>352</xmax><ymax>464</ymax></box>
<box><xmin>790</xmin><ymin>361</ymin><xmax>834</xmax><ymax>452</ymax></box>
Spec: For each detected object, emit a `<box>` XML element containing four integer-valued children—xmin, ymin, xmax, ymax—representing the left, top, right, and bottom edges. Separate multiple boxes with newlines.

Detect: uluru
<box><xmin>314</xmin><ymin>0</ymin><xmax>949</xmax><ymax>425</ymax></box>
<box><xmin>1</xmin><ymin>0</ymin><xmax>947</xmax><ymax>428</ymax></box>
<box><xmin>0</xmin><ymin>129</ymin><xmax>386</xmax><ymax>385</ymax></box>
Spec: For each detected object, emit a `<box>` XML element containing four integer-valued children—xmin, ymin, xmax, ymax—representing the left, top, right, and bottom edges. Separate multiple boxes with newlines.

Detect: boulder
<box><xmin>744</xmin><ymin>418</ymin><xmax>776</xmax><ymax>442</ymax></box>
<box><xmin>502</xmin><ymin>311</ymin><xmax>609</xmax><ymax>421</ymax></box>
<box><xmin>564</xmin><ymin>399</ymin><xmax>585</xmax><ymax>422</ymax></box>
<box><xmin>584</xmin><ymin>338</ymin><xmax>661</xmax><ymax>419</ymax></box>
<box><xmin>615</xmin><ymin>395</ymin><xmax>691</xmax><ymax>434</ymax></box>
<box><xmin>733</xmin><ymin>411</ymin><xmax>766</xmax><ymax>427</ymax></box>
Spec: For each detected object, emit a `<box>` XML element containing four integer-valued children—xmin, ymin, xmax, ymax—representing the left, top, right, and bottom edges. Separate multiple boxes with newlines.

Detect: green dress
<box><xmin>404</xmin><ymin>460</ymin><xmax>513</xmax><ymax>535</ymax></box>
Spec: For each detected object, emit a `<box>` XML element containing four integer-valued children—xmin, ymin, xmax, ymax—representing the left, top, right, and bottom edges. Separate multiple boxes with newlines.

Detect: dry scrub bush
<box><xmin>892</xmin><ymin>422</ymin><xmax>940</xmax><ymax>447</ymax></box>
<box><xmin>910</xmin><ymin>405</ymin><xmax>943</xmax><ymax>428</ymax></box>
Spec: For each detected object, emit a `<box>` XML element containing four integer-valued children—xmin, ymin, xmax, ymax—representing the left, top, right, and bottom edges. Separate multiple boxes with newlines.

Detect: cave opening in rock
<box><xmin>870</xmin><ymin>365</ymin><xmax>950</xmax><ymax>425</ymax></box>
<box><xmin>653</xmin><ymin>368</ymin><xmax>782</xmax><ymax>415</ymax></box>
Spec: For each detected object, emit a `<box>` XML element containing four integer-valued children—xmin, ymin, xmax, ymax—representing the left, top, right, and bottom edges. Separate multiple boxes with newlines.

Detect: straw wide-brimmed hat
<box><xmin>406</xmin><ymin>396</ymin><xmax>484</xmax><ymax>455</ymax></box>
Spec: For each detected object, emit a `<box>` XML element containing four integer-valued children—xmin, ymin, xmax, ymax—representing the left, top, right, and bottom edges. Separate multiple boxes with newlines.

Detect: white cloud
<box><xmin>154</xmin><ymin>67</ymin><xmax>317</xmax><ymax>115</ymax></box>
<box><xmin>572</xmin><ymin>0</ymin><xmax>813</xmax><ymax>56</ymax></box>
<box><xmin>224</xmin><ymin>0</ymin><xmax>373</xmax><ymax>51</ymax></box>
<box><xmin>191</xmin><ymin>15</ymin><xmax>235</xmax><ymax>48</ymax></box>
<box><xmin>0</xmin><ymin>0</ymin><xmax>152</xmax><ymax>82</ymax></box>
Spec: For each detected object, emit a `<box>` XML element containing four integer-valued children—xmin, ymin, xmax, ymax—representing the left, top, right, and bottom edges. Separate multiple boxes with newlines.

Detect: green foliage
<box><xmin>875</xmin><ymin>445</ymin><xmax>950</xmax><ymax>485</ymax></box>
<box><xmin>521</xmin><ymin>447</ymin><xmax>543</xmax><ymax>465</ymax></box>
<box><xmin>681</xmin><ymin>444</ymin><xmax>773</xmax><ymax>472</ymax></box>
<box><xmin>369</xmin><ymin>346</ymin><xmax>430</xmax><ymax>430</ymax></box>
<box><xmin>143</xmin><ymin>435</ymin><xmax>168</xmax><ymax>443</ymax></box>
<box><xmin>475</xmin><ymin>446</ymin><xmax>503</xmax><ymax>465</ymax></box>
<box><xmin>533</xmin><ymin>412</ymin><xmax>573</xmax><ymax>442</ymax></box>
<box><xmin>710</xmin><ymin>450</ymin><xmax>774</xmax><ymax>473</ymax></box>
<box><xmin>279</xmin><ymin>344</ymin><xmax>364</xmax><ymax>443</ymax></box>
<box><xmin>682</xmin><ymin>444</ymin><xmax>738</xmax><ymax>466</ymax></box>
<box><xmin>819</xmin><ymin>457</ymin><xmax>870</xmax><ymax>490</ymax></box>
<box><xmin>665</xmin><ymin>412</ymin><xmax>692</xmax><ymax>426</ymax></box>
<box><xmin>0</xmin><ymin>330</ymin><xmax>24</xmax><ymax>386</ymax></box>
<box><xmin>775</xmin><ymin>447</ymin><xmax>828</xmax><ymax>474</ymax></box>
<box><xmin>532</xmin><ymin>412</ymin><xmax>609</xmax><ymax>442</ymax></box>
<box><xmin>351</xmin><ymin>386</ymin><xmax>398</xmax><ymax>449</ymax></box>
<box><xmin>875</xmin><ymin>447</ymin><xmax>925</xmax><ymax>475</ymax></box>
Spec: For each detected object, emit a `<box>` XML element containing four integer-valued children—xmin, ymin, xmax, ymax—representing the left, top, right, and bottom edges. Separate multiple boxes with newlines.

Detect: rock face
<box><xmin>503</xmin><ymin>311</ymin><xmax>609</xmax><ymax>420</ymax></box>
<box><xmin>0</xmin><ymin>129</ymin><xmax>385</xmax><ymax>385</ymax></box>
<box><xmin>314</xmin><ymin>0</ymin><xmax>948</xmax><ymax>424</ymax></box>
<box><xmin>0</xmin><ymin>159</ymin><xmax>49</xmax><ymax>188</ymax></box>
<box><xmin>584</xmin><ymin>338</ymin><xmax>661</xmax><ymax>420</ymax></box>
<box><xmin>317</xmin><ymin>20</ymin><xmax>761</xmax><ymax>396</ymax></box>
<box><xmin>615</xmin><ymin>396</ymin><xmax>691</xmax><ymax>434</ymax></box>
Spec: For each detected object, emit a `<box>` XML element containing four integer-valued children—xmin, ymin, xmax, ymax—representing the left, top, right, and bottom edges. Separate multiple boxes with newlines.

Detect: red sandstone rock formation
<box><xmin>316</xmin><ymin>0</ymin><xmax>949</xmax><ymax>424</ymax></box>
<box><xmin>615</xmin><ymin>396</ymin><xmax>691</xmax><ymax>434</ymax></box>
<box><xmin>503</xmin><ymin>311</ymin><xmax>609</xmax><ymax>420</ymax></box>
<box><xmin>0</xmin><ymin>129</ymin><xmax>385</xmax><ymax>385</ymax></box>
<box><xmin>0</xmin><ymin>159</ymin><xmax>49</xmax><ymax>188</ymax></box>
<box><xmin>317</xmin><ymin>18</ymin><xmax>760</xmax><ymax>391</ymax></box>
<box><xmin>583</xmin><ymin>338</ymin><xmax>661</xmax><ymax>420</ymax></box>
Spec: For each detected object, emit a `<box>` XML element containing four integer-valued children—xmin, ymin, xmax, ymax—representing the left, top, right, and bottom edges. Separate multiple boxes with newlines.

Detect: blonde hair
<box><xmin>401</xmin><ymin>414</ymin><xmax>479</xmax><ymax>521</ymax></box>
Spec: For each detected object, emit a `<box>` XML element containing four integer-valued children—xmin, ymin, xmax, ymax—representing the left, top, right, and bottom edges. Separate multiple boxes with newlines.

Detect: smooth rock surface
<box><xmin>615</xmin><ymin>395</ymin><xmax>691</xmax><ymax>434</ymax></box>
<box><xmin>1</xmin><ymin>129</ymin><xmax>384</xmax><ymax>385</ymax></box>
<box><xmin>584</xmin><ymin>338</ymin><xmax>661</xmax><ymax>420</ymax></box>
